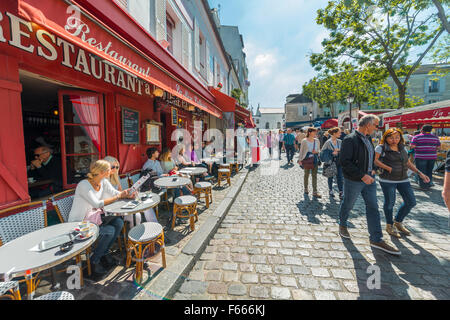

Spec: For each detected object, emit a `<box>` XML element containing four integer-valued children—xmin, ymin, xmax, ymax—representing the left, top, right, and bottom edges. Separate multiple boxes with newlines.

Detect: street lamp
<box><xmin>309</xmin><ymin>111</ymin><xmax>313</xmax><ymax>126</ymax></box>
<box><xmin>346</xmin><ymin>94</ymin><xmax>354</xmax><ymax>132</ymax></box>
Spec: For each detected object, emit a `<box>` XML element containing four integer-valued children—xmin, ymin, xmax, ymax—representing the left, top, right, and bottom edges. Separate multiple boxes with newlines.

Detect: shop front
<box><xmin>0</xmin><ymin>0</ymin><xmax>222</xmax><ymax>209</ymax></box>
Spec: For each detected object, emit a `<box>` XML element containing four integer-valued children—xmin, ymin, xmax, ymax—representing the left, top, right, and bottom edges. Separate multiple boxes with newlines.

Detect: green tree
<box><xmin>231</xmin><ymin>88</ymin><xmax>242</xmax><ymax>104</ymax></box>
<box><xmin>311</xmin><ymin>0</ymin><xmax>445</xmax><ymax>109</ymax></box>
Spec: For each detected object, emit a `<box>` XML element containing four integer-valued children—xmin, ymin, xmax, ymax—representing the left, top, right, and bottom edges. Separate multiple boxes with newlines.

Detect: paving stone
<box><xmin>260</xmin><ymin>274</ymin><xmax>279</xmax><ymax>284</ymax></box>
<box><xmin>205</xmin><ymin>271</ymin><xmax>222</xmax><ymax>281</ymax></box>
<box><xmin>292</xmin><ymin>289</ymin><xmax>314</xmax><ymax>300</ymax></box>
<box><xmin>222</xmin><ymin>263</ymin><xmax>238</xmax><ymax>271</ymax></box>
<box><xmin>239</xmin><ymin>263</ymin><xmax>255</xmax><ymax>272</ymax></box>
<box><xmin>249</xmin><ymin>286</ymin><xmax>270</xmax><ymax>299</ymax></box>
<box><xmin>302</xmin><ymin>257</ymin><xmax>321</xmax><ymax>267</ymax></box>
<box><xmin>337</xmin><ymin>292</ymin><xmax>359</xmax><ymax>300</ymax></box>
<box><xmin>297</xmin><ymin>276</ymin><xmax>320</xmax><ymax>290</ymax></box>
<box><xmin>292</xmin><ymin>266</ymin><xmax>311</xmax><ymax>275</ymax></box>
<box><xmin>320</xmin><ymin>279</ymin><xmax>342</xmax><ymax>291</ymax></box>
<box><xmin>285</xmin><ymin>256</ymin><xmax>303</xmax><ymax>266</ymax></box>
<box><xmin>178</xmin><ymin>280</ymin><xmax>207</xmax><ymax>295</ymax></box>
<box><xmin>314</xmin><ymin>290</ymin><xmax>337</xmax><ymax>300</ymax></box>
<box><xmin>250</xmin><ymin>255</ymin><xmax>267</xmax><ymax>264</ymax></box>
<box><xmin>274</xmin><ymin>265</ymin><xmax>292</xmax><ymax>275</ymax></box>
<box><xmin>223</xmin><ymin>272</ymin><xmax>239</xmax><ymax>283</ymax></box>
<box><xmin>256</xmin><ymin>264</ymin><xmax>273</xmax><ymax>274</ymax></box>
<box><xmin>331</xmin><ymin>269</ymin><xmax>355</xmax><ymax>280</ymax></box>
<box><xmin>268</xmin><ymin>256</ymin><xmax>285</xmax><ymax>264</ymax></box>
<box><xmin>228</xmin><ymin>283</ymin><xmax>247</xmax><ymax>296</ymax></box>
<box><xmin>232</xmin><ymin>254</ymin><xmax>250</xmax><ymax>263</ymax></box>
<box><xmin>241</xmin><ymin>273</ymin><xmax>259</xmax><ymax>284</ymax></box>
<box><xmin>280</xmin><ymin>276</ymin><xmax>298</xmax><ymax>288</ymax></box>
<box><xmin>207</xmin><ymin>282</ymin><xmax>228</xmax><ymax>294</ymax></box>
<box><xmin>271</xmin><ymin>287</ymin><xmax>291</xmax><ymax>300</ymax></box>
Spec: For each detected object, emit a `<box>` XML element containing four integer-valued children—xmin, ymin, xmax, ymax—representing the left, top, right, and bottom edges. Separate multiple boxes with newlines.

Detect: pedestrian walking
<box><xmin>374</xmin><ymin>128</ymin><xmax>430</xmax><ymax>238</ymax></box>
<box><xmin>338</xmin><ymin>114</ymin><xmax>401</xmax><ymax>255</ymax></box>
<box><xmin>410</xmin><ymin>125</ymin><xmax>441</xmax><ymax>190</ymax></box>
<box><xmin>250</xmin><ymin>129</ymin><xmax>261</xmax><ymax>167</ymax></box>
<box><xmin>278</xmin><ymin>130</ymin><xmax>285</xmax><ymax>160</ymax></box>
<box><xmin>283</xmin><ymin>128</ymin><xmax>296</xmax><ymax>165</ymax></box>
<box><xmin>320</xmin><ymin>131</ymin><xmax>329</xmax><ymax>148</ymax></box>
<box><xmin>296</xmin><ymin>129</ymin><xmax>306</xmax><ymax>152</ymax></box>
<box><xmin>298</xmin><ymin>127</ymin><xmax>321</xmax><ymax>198</ymax></box>
<box><xmin>321</xmin><ymin>127</ymin><xmax>343</xmax><ymax>199</ymax></box>
<box><xmin>267</xmin><ymin>131</ymin><xmax>273</xmax><ymax>158</ymax></box>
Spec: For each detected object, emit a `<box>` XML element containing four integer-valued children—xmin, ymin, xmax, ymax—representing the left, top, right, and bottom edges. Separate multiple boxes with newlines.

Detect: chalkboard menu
<box><xmin>122</xmin><ymin>107</ymin><xmax>140</xmax><ymax>144</ymax></box>
<box><xmin>171</xmin><ymin>107</ymin><xmax>178</xmax><ymax>126</ymax></box>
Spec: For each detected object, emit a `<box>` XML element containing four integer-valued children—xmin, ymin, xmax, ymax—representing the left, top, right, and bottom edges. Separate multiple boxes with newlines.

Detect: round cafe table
<box><xmin>178</xmin><ymin>167</ymin><xmax>208</xmax><ymax>183</ymax></box>
<box><xmin>153</xmin><ymin>176</ymin><xmax>191</xmax><ymax>190</ymax></box>
<box><xmin>103</xmin><ymin>192</ymin><xmax>161</xmax><ymax>217</ymax></box>
<box><xmin>0</xmin><ymin>222</ymin><xmax>99</xmax><ymax>299</ymax></box>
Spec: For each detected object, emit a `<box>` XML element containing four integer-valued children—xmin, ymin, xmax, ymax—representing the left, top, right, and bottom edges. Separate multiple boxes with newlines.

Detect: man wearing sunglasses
<box><xmin>29</xmin><ymin>146</ymin><xmax>63</xmax><ymax>196</ymax></box>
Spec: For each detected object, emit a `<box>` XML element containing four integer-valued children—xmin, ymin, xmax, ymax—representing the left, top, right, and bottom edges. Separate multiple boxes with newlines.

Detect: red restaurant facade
<box><xmin>0</xmin><ymin>0</ymin><xmax>231</xmax><ymax>209</ymax></box>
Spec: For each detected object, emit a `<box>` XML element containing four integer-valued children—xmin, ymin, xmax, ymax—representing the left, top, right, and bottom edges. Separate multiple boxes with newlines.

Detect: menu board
<box><xmin>122</xmin><ymin>107</ymin><xmax>140</xmax><ymax>144</ymax></box>
<box><xmin>171</xmin><ymin>107</ymin><xmax>178</xmax><ymax>126</ymax></box>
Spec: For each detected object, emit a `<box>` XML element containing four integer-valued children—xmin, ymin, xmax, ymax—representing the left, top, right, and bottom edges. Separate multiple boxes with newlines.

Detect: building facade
<box><xmin>253</xmin><ymin>106</ymin><xmax>285</xmax><ymax>130</ymax></box>
<box><xmin>284</xmin><ymin>94</ymin><xmax>322</xmax><ymax>128</ymax></box>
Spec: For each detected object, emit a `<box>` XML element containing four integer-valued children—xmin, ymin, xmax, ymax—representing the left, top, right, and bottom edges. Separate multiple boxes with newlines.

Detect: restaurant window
<box><xmin>59</xmin><ymin>91</ymin><xmax>105</xmax><ymax>188</ymax></box>
<box><xmin>166</xmin><ymin>14</ymin><xmax>175</xmax><ymax>55</ymax></box>
<box><xmin>429</xmin><ymin>79</ymin><xmax>439</xmax><ymax>93</ymax></box>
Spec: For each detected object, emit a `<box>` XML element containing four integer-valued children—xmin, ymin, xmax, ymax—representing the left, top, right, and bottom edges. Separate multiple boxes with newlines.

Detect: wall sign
<box><xmin>171</xmin><ymin>107</ymin><xmax>178</xmax><ymax>126</ymax></box>
<box><xmin>146</xmin><ymin>121</ymin><xmax>162</xmax><ymax>144</ymax></box>
<box><xmin>122</xmin><ymin>107</ymin><xmax>140</xmax><ymax>144</ymax></box>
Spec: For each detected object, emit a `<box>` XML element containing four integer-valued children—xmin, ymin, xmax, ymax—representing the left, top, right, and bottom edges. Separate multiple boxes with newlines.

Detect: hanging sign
<box><xmin>171</xmin><ymin>107</ymin><xmax>178</xmax><ymax>126</ymax></box>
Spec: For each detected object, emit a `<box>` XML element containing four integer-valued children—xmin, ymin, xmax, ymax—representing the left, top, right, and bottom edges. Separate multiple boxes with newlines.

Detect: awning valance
<box><xmin>209</xmin><ymin>87</ymin><xmax>236</xmax><ymax>113</ymax></box>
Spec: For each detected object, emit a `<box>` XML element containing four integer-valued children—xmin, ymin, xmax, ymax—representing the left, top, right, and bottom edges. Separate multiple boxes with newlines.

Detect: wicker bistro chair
<box><xmin>119</xmin><ymin>173</ymin><xmax>131</xmax><ymax>191</ymax></box>
<box><xmin>172</xmin><ymin>196</ymin><xmax>198</xmax><ymax>231</ymax></box>
<box><xmin>217</xmin><ymin>169</ymin><xmax>231</xmax><ymax>187</ymax></box>
<box><xmin>193</xmin><ymin>182</ymin><xmax>213</xmax><ymax>209</ymax></box>
<box><xmin>0</xmin><ymin>201</ymin><xmax>48</xmax><ymax>247</ymax></box>
<box><xmin>126</xmin><ymin>222</ymin><xmax>166</xmax><ymax>284</ymax></box>
<box><xmin>34</xmin><ymin>291</ymin><xmax>74</xmax><ymax>300</ymax></box>
<box><xmin>128</xmin><ymin>169</ymin><xmax>142</xmax><ymax>188</ymax></box>
<box><xmin>51</xmin><ymin>189</ymin><xmax>93</xmax><ymax>278</ymax></box>
<box><xmin>0</xmin><ymin>281</ymin><xmax>21</xmax><ymax>300</ymax></box>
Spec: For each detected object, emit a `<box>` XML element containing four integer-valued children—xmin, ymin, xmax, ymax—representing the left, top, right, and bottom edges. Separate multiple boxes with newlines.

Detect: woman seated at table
<box><xmin>160</xmin><ymin>148</ymin><xmax>178</xmax><ymax>175</ymax></box>
<box><xmin>190</xmin><ymin>144</ymin><xmax>209</xmax><ymax>182</ymax></box>
<box><xmin>175</xmin><ymin>145</ymin><xmax>193</xmax><ymax>169</ymax></box>
<box><xmin>68</xmin><ymin>160</ymin><xmax>133</xmax><ymax>278</ymax></box>
<box><xmin>104</xmin><ymin>156</ymin><xmax>157</xmax><ymax>228</ymax></box>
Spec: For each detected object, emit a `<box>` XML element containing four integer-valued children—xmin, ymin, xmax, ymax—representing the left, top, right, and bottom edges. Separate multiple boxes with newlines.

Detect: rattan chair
<box><xmin>217</xmin><ymin>169</ymin><xmax>231</xmax><ymax>187</ymax></box>
<box><xmin>126</xmin><ymin>222</ymin><xmax>166</xmax><ymax>284</ymax></box>
<box><xmin>128</xmin><ymin>169</ymin><xmax>141</xmax><ymax>188</ymax></box>
<box><xmin>51</xmin><ymin>189</ymin><xmax>75</xmax><ymax>223</ymax></box>
<box><xmin>193</xmin><ymin>182</ymin><xmax>213</xmax><ymax>209</ymax></box>
<box><xmin>0</xmin><ymin>200</ymin><xmax>48</xmax><ymax>247</ymax></box>
<box><xmin>172</xmin><ymin>196</ymin><xmax>198</xmax><ymax>231</ymax></box>
<box><xmin>0</xmin><ymin>281</ymin><xmax>21</xmax><ymax>300</ymax></box>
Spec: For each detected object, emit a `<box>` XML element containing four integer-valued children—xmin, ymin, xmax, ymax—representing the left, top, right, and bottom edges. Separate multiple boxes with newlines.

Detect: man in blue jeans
<box><xmin>338</xmin><ymin>115</ymin><xmax>400</xmax><ymax>255</ymax></box>
<box><xmin>410</xmin><ymin>125</ymin><xmax>441</xmax><ymax>190</ymax></box>
<box><xmin>283</xmin><ymin>128</ymin><xmax>296</xmax><ymax>165</ymax></box>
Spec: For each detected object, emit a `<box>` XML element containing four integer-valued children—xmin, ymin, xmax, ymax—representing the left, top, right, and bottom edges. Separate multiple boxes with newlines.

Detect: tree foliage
<box><xmin>310</xmin><ymin>0</ymin><xmax>445</xmax><ymax>109</ymax></box>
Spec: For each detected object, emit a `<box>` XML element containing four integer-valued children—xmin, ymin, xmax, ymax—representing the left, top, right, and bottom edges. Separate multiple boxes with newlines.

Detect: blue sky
<box><xmin>208</xmin><ymin>0</ymin><xmax>330</xmax><ymax>114</ymax></box>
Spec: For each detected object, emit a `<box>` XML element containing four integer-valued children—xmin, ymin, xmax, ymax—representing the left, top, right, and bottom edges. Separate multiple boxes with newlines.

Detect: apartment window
<box><xmin>166</xmin><ymin>15</ymin><xmax>175</xmax><ymax>54</ymax></box>
<box><xmin>256</xmin><ymin>119</ymin><xmax>259</xmax><ymax>124</ymax></box>
<box><xmin>265</xmin><ymin>122</ymin><xmax>270</xmax><ymax>129</ymax></box>
<box><xmin>199</xmin><ymin>34</ymin><xmax>206</xmax><ymax>77</ymax></box>
<box><xmin>303</xmin><ymin>106</ymin><xmax>308</xmax><ymax>116</ymax></box>
<box><xmin>429</xmin><ymin>79</ymin><xmax>439</xmax><ymax>93</ymax></box>
<box><xmin>277</xmin><ymin>122</ymin><xmax>281</xmax><ymax>129</ymax></box>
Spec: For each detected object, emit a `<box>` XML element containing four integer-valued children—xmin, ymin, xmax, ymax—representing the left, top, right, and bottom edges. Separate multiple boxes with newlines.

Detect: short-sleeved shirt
<box><xmin>283</xmin><ymin>133</ymin><xmax>296</xmax><ymax>145</ymax></box>
<box><xmin>411</xmin><ymin>133</ymin><xmax>441</xmax><ymax>160</ymax></box>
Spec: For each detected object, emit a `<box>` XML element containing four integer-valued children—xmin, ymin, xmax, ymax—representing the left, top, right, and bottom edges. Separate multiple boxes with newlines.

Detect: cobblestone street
<box><xmin>173</xmin><ymin>150</ymin><xmax>450</xmax><ymax>300</ymax></box>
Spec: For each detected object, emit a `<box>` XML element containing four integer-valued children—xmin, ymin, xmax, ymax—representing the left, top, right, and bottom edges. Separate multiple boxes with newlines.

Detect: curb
<box><xmin>135</xmin><ymin>165</ymin><xmax>251</xmax><ymax>300</ymax></box>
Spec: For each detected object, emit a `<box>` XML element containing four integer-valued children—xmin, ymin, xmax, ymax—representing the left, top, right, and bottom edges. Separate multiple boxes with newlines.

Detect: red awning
<box><xmin>384</xmin><ymin>105</ymin><xmax>450</xmax><ymax>126</ymax></box>
<box><xmin>235</xmin><ymin>104</ymin><xmax>255</xmax><ymax>128</ymax></box>
<box><xmin>18</xmin><ymin>1</ymin><xmax>223</xmax><ymax>118</ymax></box>
<box><xmin>208</xmin><ymin>87</ymin><xmax>236</xmax><ymax>112</ymax></box>
<box><xmin>321</xmin><ymin>118</ymin><xmax>338</xmax><ymax>129</ymax></box>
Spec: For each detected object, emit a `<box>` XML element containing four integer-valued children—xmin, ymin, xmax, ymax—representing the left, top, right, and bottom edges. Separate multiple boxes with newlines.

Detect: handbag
<box><xmin>302</xmin><ymin>154</ymin><xmax>315</xmax><ymax>169</ymax></box>
<box><xmin>322</xmin><ymin>161</ymin><xmax>337</xmax><ymax>178</ymax></box>
<box><xmin>84</xmin><ymin>208</ymin><xmax>104</xmax><ymax>226</ymax></box>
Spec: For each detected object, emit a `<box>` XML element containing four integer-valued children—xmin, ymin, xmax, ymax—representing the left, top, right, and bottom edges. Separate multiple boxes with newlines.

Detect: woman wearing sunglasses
<box><xmin>103</xmin><ymin>156</ymin><xmax>122</xmax><ymax>191</ymax></box>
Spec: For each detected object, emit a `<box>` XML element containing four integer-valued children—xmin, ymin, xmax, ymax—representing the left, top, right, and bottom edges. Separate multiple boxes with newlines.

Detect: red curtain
<box><xmin>70</xmin><ymin>95</ymin><xmax>101</xmax><ymax>152</ymax></box>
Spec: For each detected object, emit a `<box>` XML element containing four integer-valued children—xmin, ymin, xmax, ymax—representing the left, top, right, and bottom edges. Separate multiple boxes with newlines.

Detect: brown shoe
<box><xmin>370</xmin><ymin>240</ymin><xmax>401</xmax><ymax>256</ymax></box>
<box><xmin>386</xmin><ymin>224</ymin><xmax>401</xmax><ymax>238</ymax></box>
<box><xmin>339</xmin><ymin>226</ymin><xmax>351</xmax><ymax>239</ymax></box>
<box><xmin>313</xmin><ymin>193</ymin><xmax>322</xmax><ymax>198</ymax></box>
<box><xmin>394</xmin><ymin>221</ymin><xmax>411</xmax><ymax>236</ymax></box>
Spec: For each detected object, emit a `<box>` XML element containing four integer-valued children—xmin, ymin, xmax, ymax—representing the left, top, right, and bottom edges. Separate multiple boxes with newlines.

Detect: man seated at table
<box><xmin>143</xmin><ymin>147</ymin><xmax>168</xmax><ymax>178</ymax></box>
<box><xmin>28</xmin><ymin>146</ymin><xmax>63</xmax><ymax>197</ymax></box>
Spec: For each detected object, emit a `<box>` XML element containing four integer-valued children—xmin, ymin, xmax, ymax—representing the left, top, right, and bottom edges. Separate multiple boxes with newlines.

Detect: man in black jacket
<box><xmin>29</xmin><ymin>146</ymin><xmax>63</xmax><ymax>196</ymax></box>
<box><xmin>338</xmin><ymin>115</ymin><xmax>401</xmax><ymax>255</ymax></box>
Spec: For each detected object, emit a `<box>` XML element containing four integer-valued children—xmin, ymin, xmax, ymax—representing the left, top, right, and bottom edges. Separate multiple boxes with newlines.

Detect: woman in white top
<box><xmin>298</xmin><ymin>127</ymin><xmax>321</xmax><ymax>198</ymax></box>
<box><xmin>68</xmin><ymin>160</ymin><xmax>131</xmax><ymax>278</ymax></box>
<box><xmin>321</xmin><ymin>127</ymin><xmax>344</xmax><ymax>199</ymax></box>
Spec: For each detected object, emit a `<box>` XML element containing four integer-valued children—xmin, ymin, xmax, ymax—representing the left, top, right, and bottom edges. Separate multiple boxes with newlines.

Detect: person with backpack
<box><xmin>321</xmin><ymin>127</ymin><xmax>343</xmax><ymax>199</ymax></box>
<box><xmin>374</xmin><ymin>128</ymin><xmax>429</xmax><ymax>238</ymax></box>
<box><xmin>298</xmin><ymin>127</ymin><xmax>321</xmax><ymax>198</ymax></box>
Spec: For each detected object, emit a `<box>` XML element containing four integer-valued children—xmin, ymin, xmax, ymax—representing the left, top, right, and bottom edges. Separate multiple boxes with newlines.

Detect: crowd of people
<box><xmin>255</xmin><ymin>115</ymin><xmax>448</xmax><ymax>256</ymax></box>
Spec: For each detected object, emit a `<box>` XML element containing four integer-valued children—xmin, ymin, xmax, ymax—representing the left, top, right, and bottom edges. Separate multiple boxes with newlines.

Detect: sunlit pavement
<box><xmin>173</xmin><ymin>149</ymin><xmax>450</xmax><ymax>300</ymax></box>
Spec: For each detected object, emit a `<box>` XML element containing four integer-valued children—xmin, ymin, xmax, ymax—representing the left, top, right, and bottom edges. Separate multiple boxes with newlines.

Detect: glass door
<box><xmin>58</xmin><ymin>90</ymin><xmax>105</xmax><ymax>189</ymax></box>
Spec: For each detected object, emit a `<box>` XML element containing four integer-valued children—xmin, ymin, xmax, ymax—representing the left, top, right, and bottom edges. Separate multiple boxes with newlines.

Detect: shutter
<box><xmin>206</xmin><ymin>41</ymin><xmax>211</xmax><ymax>84</ymax></box>
<box><xmin>213</xmin><ymin>57</ymin><xmax>217</xmax><ymax>86</ymax></box>
<box><xmin>155</xmin><ymin>0</ymin><xmax>166</xmax><ymax>42</ymax></box>
<box><xmin>424</xmin><ymin>78</ymin><xmax>428</xmax><ymax>94</ymax></box>
<box><xmin>182</xmin><ymin>23</ymin><xmax>189</xmax><ymax>69</ymax></box>
<box><xmin>439</xmin><ymin>78</ymin><xmax>446</xmax><ymax>93</ymax></box>
<box><xmin>188</xmin><ymin>29</ymin><xmax>192</xmax><ymax>72</ymax></box>
<box><xmin>194</xmin><ymin>18</ymin><xmax>200</xmax><ymax>71</ymax></box>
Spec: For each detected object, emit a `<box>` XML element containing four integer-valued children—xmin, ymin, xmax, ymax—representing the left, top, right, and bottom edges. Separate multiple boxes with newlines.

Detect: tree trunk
<box><xmin>398</xmin><ymin>85</ymin><xmax>406</xmax><ymax>109</ymax></box>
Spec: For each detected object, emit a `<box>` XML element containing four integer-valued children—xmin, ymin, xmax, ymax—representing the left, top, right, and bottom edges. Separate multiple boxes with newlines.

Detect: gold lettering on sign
<box><xmin>36</xmin><ymin>30</ymin><xmax>57</xmax><ymax>61</ymax></box>
<box><xmin>57</xmin><ymin>37</ymin><xmax>75</xmax><ymax>68</ymax></box>
<box><xmin>74</xmin><ymin>48</ymin><xmax>91</xmax><ymax>75</ymax></box>
<box><xmin>104</xmin><ymin>63</ymin><xmax>116</xmax><ymax>85</ymax></box>
<box><xmin>90</xmin><ymin>54</ymin><xmax>103</xmax><ymax>79</ymax></box>
<box><xmin>7</xmin><ymin>12</ymin><xmax>34</xmax><ymax>53</ymax></box>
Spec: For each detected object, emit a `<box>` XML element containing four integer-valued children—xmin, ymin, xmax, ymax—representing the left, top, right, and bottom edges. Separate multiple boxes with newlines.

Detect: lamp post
<box><xmin>346</xmin><ymin>94</ymin><xmax>354</xmax><ymax>132</ymax></box>
<box><xmin>309</xmin><ymin>111</ymin><xmax>313</xmax><ymax>126</ymax></box>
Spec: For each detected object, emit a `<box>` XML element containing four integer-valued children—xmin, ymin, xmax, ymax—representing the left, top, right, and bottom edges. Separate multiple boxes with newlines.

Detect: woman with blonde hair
<box><xmin>103</xmin><ymin>156</ymin><xmax>122</xmax><ymax>191</ymax></box>
<box><xmin>68</xmin><ymin>160</ymin><xmax>133</xmax><ymax>278</ymax></box>
<box><xmin>374</xmin><ymin>128</ymin><xmax>429</xmax><ymax>237</ymax></box>
<box><xmin>160</xmin><ymin>148</ymin><xmax>178</xmax><ymax>174</ymax></box>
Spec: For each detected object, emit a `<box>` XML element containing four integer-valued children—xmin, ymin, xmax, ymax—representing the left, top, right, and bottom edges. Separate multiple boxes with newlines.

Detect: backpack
<box><xmin>138</xmin><ymin>168</ymin><xmax>159</xmax><ymax>192</ymax></box>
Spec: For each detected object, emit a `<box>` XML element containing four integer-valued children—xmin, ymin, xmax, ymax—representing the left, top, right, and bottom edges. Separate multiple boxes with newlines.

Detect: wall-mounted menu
<box><xmin>122</xmin><ymin>107</ymin><xmax>140</xmax><ymax>144</ymax></box>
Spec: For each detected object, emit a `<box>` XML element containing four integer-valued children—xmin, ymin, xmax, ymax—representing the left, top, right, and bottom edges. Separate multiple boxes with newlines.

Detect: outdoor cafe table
<box><xmin>153</xmin><ymin>176</ymin><xmax>191</xmax><ymax>190</ymax></box>
<box><xmin>0</xmin><ymin>222</ymin><xmax>99</xmax><ymax>299</ymax></box>
<box><xmin>179</xmin><ymin>167</ymin><xmax>207</xmax><ymax>183</ymax></box>
<box><xmin>103</xmin><ymin>192</ymin><xmax>161</xmax><ymax>217</ymax></box>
